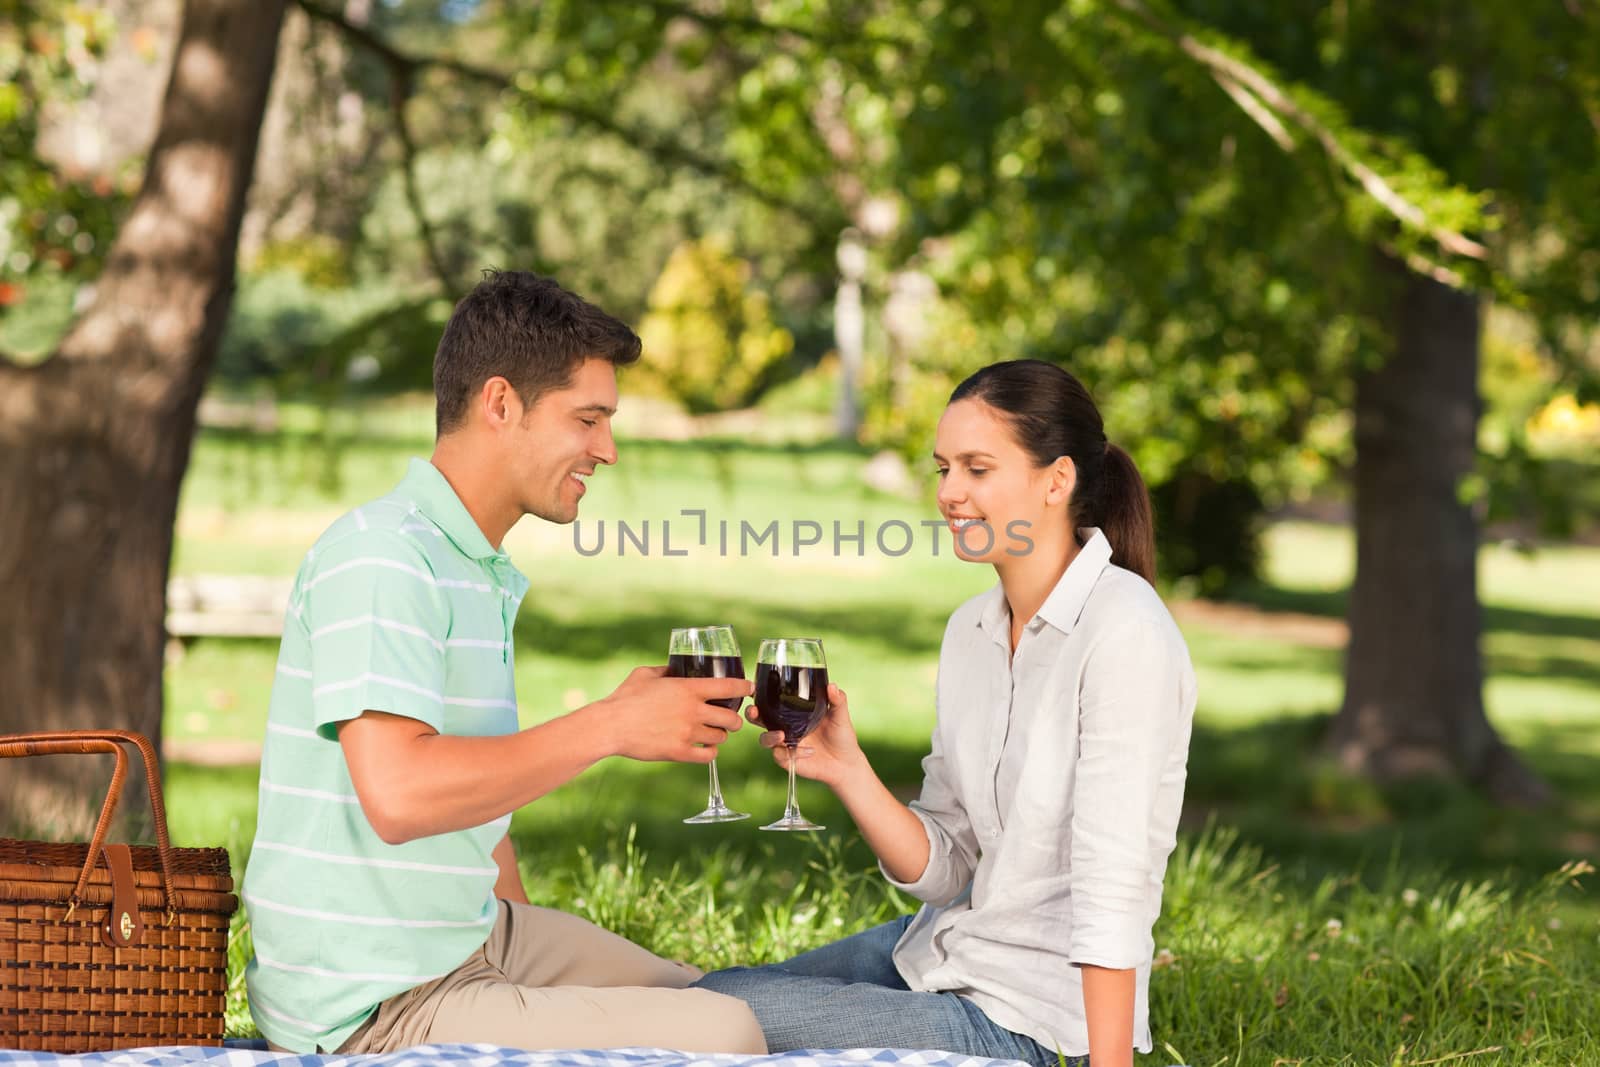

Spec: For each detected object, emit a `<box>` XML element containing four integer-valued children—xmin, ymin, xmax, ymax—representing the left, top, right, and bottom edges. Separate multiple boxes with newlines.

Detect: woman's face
<box><xmin>933</xmin><ymin>398</ymin><xmax>1073</xmax><ymax>564</ymax></box>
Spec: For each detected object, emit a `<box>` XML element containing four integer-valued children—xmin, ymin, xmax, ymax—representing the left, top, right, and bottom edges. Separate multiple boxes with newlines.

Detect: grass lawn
<box><xmin>160</xmin><ymin>397</ymin><xmax>1600</xmax><ymax>1064</ymax></box>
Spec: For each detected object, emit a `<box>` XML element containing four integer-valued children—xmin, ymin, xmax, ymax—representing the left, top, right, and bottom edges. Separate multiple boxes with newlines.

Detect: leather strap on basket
<box><xmin>100</xmin><ymin>843</ymin><xmax>146</xmax><ymax>947</ymax></box>
<box><xmin>0</xmin><ymin>730</ymin><xmax>181</xmax><ymax>921</ymax></box>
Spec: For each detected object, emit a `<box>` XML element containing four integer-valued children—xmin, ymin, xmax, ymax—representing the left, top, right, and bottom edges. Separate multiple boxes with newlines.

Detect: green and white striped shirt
<box><xmin>242</xmin><ymin>458</ymin><xmax>530</xmax><ymax>1053</ymax></box>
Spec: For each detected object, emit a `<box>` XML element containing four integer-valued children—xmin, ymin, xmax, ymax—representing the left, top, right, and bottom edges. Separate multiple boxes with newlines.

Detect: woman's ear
<box><xmin>1046</xmin><ymin>456</ymin><xmax>1076</xmax><ymax>507</ymax></box>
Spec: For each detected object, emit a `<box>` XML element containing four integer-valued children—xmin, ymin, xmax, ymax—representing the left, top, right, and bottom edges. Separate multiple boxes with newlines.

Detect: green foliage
<box><xmin>0</xmin><ymin>1</ymin><xmax>130</xmax><ymax>309</ymax></box>
<box><xmin>758</xmin><ymin>355</ymin><xmax>840</xmax><ymax>417</ymax></box>
<box><xmin>349</xmin><ymin>1</ymin><xmax>845</xmax><ymax>311</ymax></box>
<box><xmin>826</xmin><ymin>0</ymin><xmax>1599</xmax><ymax>568</ymax></box>
<box><xmin>1477</xmin><ymin>326</ymin><xmax>1600</xmax><ymax>540</ymax></box>
<box><xmin>252</xmin><ymin>235</ymin><xmax>354</xmax><ymax>290</ymax></box>
<box><xmin>0</xmin><ymin>265</ymin><xmax>75</xmax><ymax>361</ymax></box>
<box><xmin>216</xmin><ymin>269</ymin><xmax>448</xmax><ymax>397</ymax></box>
<box><xmin>637</xmin><ymin>237</ymin><xmax>794</xmax><ymax>414</ymax></box>
<box><xmin>1155</xmin><ymin>830</ymin><xmax>1598</xmax><ymax>1066</ymax></box>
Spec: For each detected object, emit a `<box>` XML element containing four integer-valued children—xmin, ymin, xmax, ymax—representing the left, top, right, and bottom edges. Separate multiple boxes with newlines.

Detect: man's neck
<box><xmin>429</xmin><ymin>437</ymin><xmax>515</xmax><ymax>550</ymax></box>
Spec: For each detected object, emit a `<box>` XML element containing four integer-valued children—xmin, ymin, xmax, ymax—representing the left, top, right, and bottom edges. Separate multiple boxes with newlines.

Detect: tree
<box><xmin>0</xmin><ymin>0</ymin><xmax>845</xmax><ymax>829</ymax></box>
<box><xmin>843</xmin><ymin>0</ymin><xmax>1598</xmax><ymax>803</ymax></box>
<box><xmin>0</xmin><ymin>0</ymin><xmax>287</xmax><ymax>832</ymax></box>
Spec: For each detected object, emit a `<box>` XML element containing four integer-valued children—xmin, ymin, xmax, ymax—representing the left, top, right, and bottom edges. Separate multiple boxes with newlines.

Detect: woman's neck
<box><xmin>995</xmin><ymin>525</ymin><xmax>1080</xmax><ymax>651</ymax></box>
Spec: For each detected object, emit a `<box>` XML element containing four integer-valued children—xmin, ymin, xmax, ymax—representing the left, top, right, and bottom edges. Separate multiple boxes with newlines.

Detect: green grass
<box><xmin>205</xmin><ymin>815</ymin><xmax>1600</xmax><ymax>1064</ymax></box>
<box><xmin>157</xmin><ymin>398</ymin><xmax>1600</xmax><ymax>1063</ymax></box>
<box><xmin>1153</xmin><ymin>831</ymin><xmax>1598</xmax><ymax>1066</ymax></box>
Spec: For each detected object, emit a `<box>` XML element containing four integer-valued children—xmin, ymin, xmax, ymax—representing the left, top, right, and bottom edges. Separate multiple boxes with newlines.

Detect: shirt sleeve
<box><xmin>300</xmin><ymin>532</ymin><xmax>451</xmax><ymax>739</ymax></box>
<box><xmin>881</xmin><ymin>721</ymin><xmax>980</xmax><ymax>905</ymax></box>
<box><xmin>1067</xmin><ymin>617</ymin><xmax>1188</xmax><ymax>970</ymax></box>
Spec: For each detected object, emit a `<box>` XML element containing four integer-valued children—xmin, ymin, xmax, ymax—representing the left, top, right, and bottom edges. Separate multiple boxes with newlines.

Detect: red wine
<box><xmin>667</xmin><ymin>653</ymin><xmax>746</xmax><ymax>711</ymax></box>
<box><xmin>754</xmin><ymin>663</ymin><xmax>829</xmax><ymax>745</ymax></box>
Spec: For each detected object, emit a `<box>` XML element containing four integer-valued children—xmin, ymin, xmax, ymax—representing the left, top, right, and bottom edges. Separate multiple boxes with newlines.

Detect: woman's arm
<box><xmin>1069</xmin><ymin>616</ymin><xmax>1191</xmax><ymax>1061</ymax></box>
<box><xmin>757</xmin><ymin>684</ymin><xmax>978</xmax><ymax>898</ymax></box>
<box><xmin>1081</xmin><ymin>965</ymin><xmax>1135</xmax><ymax>1067</ymax></box>
<box><xmin>757</xmin><ymin>684</ymin><xmax>929</xmax><ymax>881</ymax></box>
<box><xmin>831</xmin><ymin>759</ymin><xmax>931</xmax><ymax>885</ymax></box>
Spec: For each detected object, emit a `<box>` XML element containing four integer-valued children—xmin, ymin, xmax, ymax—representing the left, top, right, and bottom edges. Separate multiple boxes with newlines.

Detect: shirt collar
<box><xmin>977</xmin><ymin>584</ymin><xmax>1011</xmax><ymax>639</ymax></box>
<box><xmin>1035</xmin><ymin>528</ymin><xmax>1113</xmax><ymax>635</ymax></box>
<box><xmin>974</xmin><ymin>528</ymin><xmax>1114</xmax><ymax>642</ymax></box>
<box><xmin>398</xmin><ymin>458</ymin><xmax>501</xmax><ymax>562</ymax></box>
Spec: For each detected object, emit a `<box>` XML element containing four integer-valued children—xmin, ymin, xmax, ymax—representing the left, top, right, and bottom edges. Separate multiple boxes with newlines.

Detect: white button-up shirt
<box><xmin>886</xmin><ymin>529</ymin><xmax>1197</xmax><ymax>1057</ymax></box>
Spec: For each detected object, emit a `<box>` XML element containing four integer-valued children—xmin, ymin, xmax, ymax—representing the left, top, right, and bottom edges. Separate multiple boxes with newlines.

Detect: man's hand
<box><xmin>589</xmin><ymin>665</ymin><xmax>749</xmax><ymax>763</ymax></box>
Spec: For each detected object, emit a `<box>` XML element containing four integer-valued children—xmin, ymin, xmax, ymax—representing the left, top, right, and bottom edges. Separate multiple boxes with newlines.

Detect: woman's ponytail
<box><xmin>1097</xmin><ymin>443</ymin><xmax>1156</xmax><ymax>584</ymax></box>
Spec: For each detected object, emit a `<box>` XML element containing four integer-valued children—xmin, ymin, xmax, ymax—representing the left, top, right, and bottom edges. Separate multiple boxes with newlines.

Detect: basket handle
<box><xmin>0</xmin><ymin>730</ymin><xmax>180</xmax><ymax>917</ymax></box>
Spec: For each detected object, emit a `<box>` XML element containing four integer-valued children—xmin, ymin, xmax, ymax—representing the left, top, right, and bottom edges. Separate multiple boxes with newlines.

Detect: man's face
<box><xmin>508</xmin><ymin>357</ymin><xmax>619</xmax><ymax>525</ymax></box>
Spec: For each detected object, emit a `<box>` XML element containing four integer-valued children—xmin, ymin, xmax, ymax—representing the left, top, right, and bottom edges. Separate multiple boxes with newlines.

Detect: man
<box><xmin>241</xmin><ymin>271</ymin><xmax>765</xmax><ymax>1055</ymax></box>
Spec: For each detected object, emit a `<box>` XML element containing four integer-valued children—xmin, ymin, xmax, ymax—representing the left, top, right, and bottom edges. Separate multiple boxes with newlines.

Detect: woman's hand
<box><xmin>752</xmin><ymin>683</ymin><xmax>870</xmax><ymax>789</ymax></box>
<box><xmin>757</xmin><ymin>683</ymin><xmax>933</xmax><ymax>884</ymax></box>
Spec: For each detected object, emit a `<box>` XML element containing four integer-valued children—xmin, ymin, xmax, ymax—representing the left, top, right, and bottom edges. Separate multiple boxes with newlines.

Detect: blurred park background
<box><xmin>3</xmin><ymin>1</ymin><xmax>1599</xmax><ymax>1063</ymax></box>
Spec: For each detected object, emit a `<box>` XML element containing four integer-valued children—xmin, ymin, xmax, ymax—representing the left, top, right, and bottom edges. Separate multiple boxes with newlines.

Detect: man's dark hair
<box><xmin>433</xmin><ymin>270</ymin><xmax>642</xmax><ymax>435</ymax></box>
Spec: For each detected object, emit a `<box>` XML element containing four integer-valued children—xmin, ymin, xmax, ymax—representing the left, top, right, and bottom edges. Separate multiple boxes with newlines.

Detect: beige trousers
<box><xmin>335</xmin><ymin>901</ymin><xmax>766</xmax><ymax>1055</ymax></box>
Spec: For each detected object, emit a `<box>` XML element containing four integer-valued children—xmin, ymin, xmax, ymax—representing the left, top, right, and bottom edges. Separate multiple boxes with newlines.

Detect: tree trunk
<box><xmin>1330</xmin><ymin>260</ymin><xmax>1550</xmax><ymax>807</ymax></box>
<box><xmin>0</xmin><ymin>0</ymin><xmax>287</xmax><ymax>837</ymax></box>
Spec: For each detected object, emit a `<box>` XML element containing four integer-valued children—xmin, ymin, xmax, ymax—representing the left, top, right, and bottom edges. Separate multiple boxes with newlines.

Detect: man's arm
<box><xmin>340</xmin><ymin>666</ymin><xmax>749</xmax><ymax>844</ymax></box>
<box><xmin>492</xmin><ymin>834</ymin><xmax>529</xmax><ymax>904</ymax></box>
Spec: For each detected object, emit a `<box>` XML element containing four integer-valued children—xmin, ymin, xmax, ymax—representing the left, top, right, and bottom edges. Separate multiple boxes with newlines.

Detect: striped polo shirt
<box><xmin>242</xmin><ymin>458</ymin><xmax>530</xmax><ymax>1053</ymax></box>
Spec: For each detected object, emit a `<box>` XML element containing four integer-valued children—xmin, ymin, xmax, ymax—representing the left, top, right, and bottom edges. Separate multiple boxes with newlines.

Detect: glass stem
<box><xmin>784</xmin><ymin>746</ymin><xmax>802</xmax><ymax>820</ymax></box>
<box><xmin>707</xmin><ymin>757</ymin><xmax>725</xmax><ymax>807</ymax></box>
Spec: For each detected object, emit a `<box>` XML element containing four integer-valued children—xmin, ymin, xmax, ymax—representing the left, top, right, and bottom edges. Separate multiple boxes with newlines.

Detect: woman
<box><xmin>695</xmin><ymin>360</ymin><xmax>1197</xmax><ymax>1067</ymax></box>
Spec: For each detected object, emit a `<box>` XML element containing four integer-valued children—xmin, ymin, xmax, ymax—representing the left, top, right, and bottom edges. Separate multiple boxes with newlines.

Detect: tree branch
<box><xmin>291</xmin><ymin>0</ymin><xmax>814</xmax><ymax>220</ymax></box>
<box><xmin>1111</xmin><ymin>0</ymin><xmax>1489</xmax><ymax>263</ymax></box>
<box><xmin>626</xmin><ymin>0</ymin><xmax>906</xmax><ymax>50</ymax></box>
<box><xmin>387</xmin><ymin>69</ymin><xmax>456</xmax><ymax>294</ymax></box>
<box><xmin>1381</xmin><ymin>240</ymin><xmax>1466</xmax><ymax>289</ymax></box>
<box><xmin>1208</xmin><ymin>69</ymin><xmax>1295</xmax><ymax>151</ymax></box>
<box><xmin>292</xmin><ymin>2</ymin><xmax>451</xmax><ymax>292</ymax></box>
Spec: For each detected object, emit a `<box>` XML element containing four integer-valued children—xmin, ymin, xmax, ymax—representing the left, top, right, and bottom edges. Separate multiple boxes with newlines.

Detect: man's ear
<box><xmin>478</xmin><ymin>376</ymin><xmax>522</xmax><ymax>429</ymax></box>
<box><xmin>1046</xmin><ymin>456</ymin><xmax>1077</xmax><ymax>507</ymax></box>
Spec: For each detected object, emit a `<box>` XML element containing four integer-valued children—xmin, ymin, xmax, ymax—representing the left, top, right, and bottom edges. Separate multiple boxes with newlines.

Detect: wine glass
<box><xmin>753</xmin><ymin>637</ymin><xmax>829</xmax><ymax>832</ymax></box>
<box><xmin>669</xmin><ymin>626</ymin><xmax>750</xmax><ymax>824</ymax></box>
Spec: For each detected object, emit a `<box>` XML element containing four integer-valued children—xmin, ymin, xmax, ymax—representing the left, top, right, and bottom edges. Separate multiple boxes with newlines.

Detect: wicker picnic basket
<box><xmin>0</xmin><ymin>730</ymin><xmax>237</xmax><ymax>1052</ymax></box>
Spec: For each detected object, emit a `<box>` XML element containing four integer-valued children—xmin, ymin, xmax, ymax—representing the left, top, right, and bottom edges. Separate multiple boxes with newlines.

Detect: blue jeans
<box><xmin>693</xmin><ymin>916</ymin><xmax>1077</xmax><ymax>1067</ymax></box>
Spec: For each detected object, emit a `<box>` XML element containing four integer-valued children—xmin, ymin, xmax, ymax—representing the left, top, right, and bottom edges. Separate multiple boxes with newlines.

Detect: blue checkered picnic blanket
<box><xmin>0</xmin><ymin>1045</ymin><xmax>1031</xmax><ymax>1067</ymax></box>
